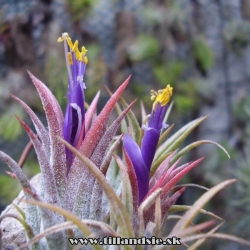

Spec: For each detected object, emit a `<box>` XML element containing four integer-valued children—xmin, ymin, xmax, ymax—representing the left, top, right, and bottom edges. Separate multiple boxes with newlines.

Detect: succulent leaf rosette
<box><xmin>0</xmin><ymin>33</ymin><xmax>250</xmax><ymax>250</ymax></box>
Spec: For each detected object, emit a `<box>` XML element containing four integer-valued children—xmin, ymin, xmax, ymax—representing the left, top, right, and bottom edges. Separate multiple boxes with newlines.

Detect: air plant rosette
<box><xmin>0</xmin><ymin>33</ymin><xmax>250</xmax><ymax>250</ymax></box>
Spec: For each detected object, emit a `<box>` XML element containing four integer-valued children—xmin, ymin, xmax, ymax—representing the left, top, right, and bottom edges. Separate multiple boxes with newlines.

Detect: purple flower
<box><xmin>58</xmin><ymin>33</ymin><xmax>88</xmax><ymax>169</ymax></box>
<box><xmin>124</xmin><ymin>85</ymin><xmax>173</xmax><ymax>203</ymax></box>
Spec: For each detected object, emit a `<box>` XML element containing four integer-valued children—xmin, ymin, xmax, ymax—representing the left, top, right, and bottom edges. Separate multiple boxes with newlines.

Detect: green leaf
<box><xmin>119</xmin><ymin>97</ymin><xmax>141</xmax><ymax>144</ymax></box>
<box><xmin>170</xmin><ymin>140</ymin><xmax>230</xmax><ymax>165</ymax></box>
<box><xmin>168</xmin><ymin>205</ymin><xmax>223</xmax><ymax>221</ymax></box>
<box><xmin>182</xmin><ymin>233</ymin><xmax>250</xmax><ymax>247</ymax></box>
<box><xmin>169</xmin><ymin>179</ymin><xmax>236</xmax><ymax>234</ymax></box>
<box><xmin>155</xmin><ymin>115</ymin><xmax>209</xmax><ymax>161</ymax></box>
<box><xmin>0</xmin><ymin>213</ymin><xmax>34</xmax><ymax>240</ymax></box>
<box><xmin>187</xmin><ymin>222</ymin><xmax>223</xmax><ymax>250</ymax></box>
<box><xmin>13</xmin><ymin>204</ymin><xmax>26</xmax><ymax>220</ymax></box>
<box><xmin>114</xmin><ymin>156</ymin><xmax>133</xmax><ymax>219</ymax></box>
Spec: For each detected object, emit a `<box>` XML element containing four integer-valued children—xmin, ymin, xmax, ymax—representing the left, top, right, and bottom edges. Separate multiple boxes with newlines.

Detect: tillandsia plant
<box><xmin>0</xmin><ymin>32</ymin><xmax>250</xmax><ymax>250</ymax></box>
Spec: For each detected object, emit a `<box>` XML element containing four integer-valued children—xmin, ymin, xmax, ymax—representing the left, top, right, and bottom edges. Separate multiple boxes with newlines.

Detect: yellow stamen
<box><xmin>72</xmin><ymin>40</ymin><xmax>79</xmax><ymax>53</ymax></box>
<box><xmin>68</xmin><ymin>53</ymin><xmax>73</xmax><ymax>65</ymax></box>
<box><xmin>150</xmin><ymin>90</ymin><xmax>158</xmax><ymax>101</ymax></box>
<box><xmin>81</xmin><ymin>46</ymin><xmax>87</xmax><ymax>54</ymax></box>
<box><xmin>151</xmin><ymin>84</ymin><xmax>173</xmax><ymax>110</ymax></box>
<box><xmin>84</xmin><ymin>56</ymin><xmax>88</xmax><ymax>64</ymax></box>
<box><xmin>57</xmin><ymin>33</ymin><xmax>88</xmax><ymax>64</ymax></box>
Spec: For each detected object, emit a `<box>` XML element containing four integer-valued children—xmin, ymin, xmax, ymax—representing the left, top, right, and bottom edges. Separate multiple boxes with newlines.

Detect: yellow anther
<box><xmin>57</xmin><ymin>32</ymin><xmax>69</xmax><ymax>42</ymax></box>
<box><xmin>84</xmin><ymin>56</ymin><xmax>88</xmax><ymax>64</ymax></box>
<box><xmin>150</xmin><ymin>90</ymin><xmax>158</xmax><ymax>101</ymax></box>
<box><xmin>68</xmin><ymin>53</ymin><xmax>73</xmax><ymax>65</ymax></box>
<box><xmin>152</xmin><ymin>84</ymin><xmax>173</xmax><ymax>110</ymax></box>
<box><xmin>72</xmin><ymin>40</ymin><xmax>79</xmax><ymax>52</ymax></box>
<box><xmin>81</xmin><ymin>46</ymin><xmax>87</xmax><ymax>54</ymax></box>
<box><xmin>66</xmin><ymin>37</ymin><xmax>73</xmax><ymax>49</ymax></box>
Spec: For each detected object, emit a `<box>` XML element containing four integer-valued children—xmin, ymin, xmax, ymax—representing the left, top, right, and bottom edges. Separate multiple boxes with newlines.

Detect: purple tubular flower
<box><xmin>124</xmin><ymin>85</ymin><xmax>173</xmax><ymax>203</ymax></box>
<box><xmin>124</xmin><ymin>134</ymin><xmax>149</xmax><ymax>203</ymax></box>
<box><xmin>141</xmin><ymin>104</ymin><xmax>168</xmax><ymax>170</ymax></box>
<box><xmin>58</xmin><ymin>33</ymin><xmax>88</xmax><ymax>169</ymax></box>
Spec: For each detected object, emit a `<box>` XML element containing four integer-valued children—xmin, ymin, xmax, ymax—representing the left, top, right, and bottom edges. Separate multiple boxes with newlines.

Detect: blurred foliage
<box><xmin>44</xmin><ymin>54</ymin><xmax>68</xmax><ymax>111</ymax></box>
<box><xmin>233</xmin><ymin>95</ymin><xmax>250</xmax><ymax>139</ymax></box>
<box><xmin>0</xmin><ymin>157</ymin><xmax>39</xmax><ymax>206</ymax></box>
<box><xmin>153</xmin><ymin>61</ymin><xmax>186</xmax><ymax>87</ymax></box>
<box><xmin>84</xmin><ymin>44</ymin><xmax>106</xmax><ymax>102</ymax></box>
<box><xmin>0</xmin><ymin>104</ymin><xmax>25</xmax><ymax>141</ymax></box>
<box><xmin>192</xmin><ymin>36</ymin><xmax>214</xmax><ymax>73</ymax></box>
<box><xmin>196</xmin><ymin>92</ymin><xmax>250</xmax><ymax>240</ymax></box>
<box><xmin>66</xmin><ymin>0</ymin><xmax>97</xmax><ymax>21</ymax></box>
<box><xmin>0</xmin><ymin>175</ymin><xmax>21</xmax><ymax>205</ymax></box>
<box><xmin>224</xmin><ymin>20</ymin><xmax>250</xmax><ymax>53</ymax></box>
<box><xmin>128</xmin><ymin>34</ymin><xmax>160</xmax><ymax>61</ymax></box>
<box><xmin>226</xmin><ymin>96</ymin><xmax>250</xmax><ymax>238</ymax></box>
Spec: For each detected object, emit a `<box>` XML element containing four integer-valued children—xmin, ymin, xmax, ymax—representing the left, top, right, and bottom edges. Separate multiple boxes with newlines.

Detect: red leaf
<box><xmin>161</xmin><ymin>187</ymin><xmax>186</xmax><ymax>219</ymax></box>
<box><xmin>76</xmin><ymin>91</ymin><xmax>100</xmax><ymax>149</ymax></box>
<box><xmin>91</xmin><ymin>99</ymin><xmax>136</xmax><ymax>168</ymax></box>
<box><xmin>162</xmin><ymin>157</ymin><xmax>204</xmax><ymax>197</ymax></box>
<box><xmin>124</xmin><ymin>148</ymin><xmax>139</xmax><ymax>214</ymax></box>
<box><xmin>78</xmin><ymin>75</ymin><xmax>131</xmax><ymax>158</ymax></box>
<box><xmin>85</xmin><ymin>91</ymin><xmax>100</xmax><ymax>132</ymax></box>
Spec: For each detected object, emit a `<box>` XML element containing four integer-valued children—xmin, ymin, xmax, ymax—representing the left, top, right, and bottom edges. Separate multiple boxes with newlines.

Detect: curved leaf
<box><xmin>169</xmin><ymin>179</ymin><xmax>236</xmax><ymax>235</ymax></box>
<box><xmin>28</xmin><ymin>71</ymin><xmax>67</xmax><ymax>205</ymax></box>
<box><xmin>11</xmin><ymin>94</ymin><xmax>50</xmax><ymax>158</ymax></box>
<box><xmin>170</xmin><ymin>140</ymin><xmax>230</xmax><ymax>165</ymax></box>
<box><xmin>119</xmin><ymin>97</ymin><xmax>141</xmax><ymax>144</ymax></box>
<box><xmin>16</xmin><ymin>116</ymin><xmax>59</xmax><ymax>206</ymax></box>
<box><xmin>155</xmin><ymin>115</ymin><xmax>209</xmax><ymax>160</ymax></box>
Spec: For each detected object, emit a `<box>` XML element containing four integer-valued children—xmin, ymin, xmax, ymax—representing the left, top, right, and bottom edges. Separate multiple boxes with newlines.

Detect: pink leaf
<box><xmin>28</xmin><ymin>71</ymin><xmax>67</xmax><ymax>205</ymax></box>
<box><xmin>161</xmin><ymin>187</ymin><xmax>186</xmax><ymax>219</ymax></box>
<box><xmin>150</xmin><ymin>152</ymin><xmax>179</xmax><ymax>189</ymax></box>
<box><xmin>76</xmin><ymin>91</ymin><xmax>100</xmax><ymax>149</ymax></box>
<box><xmin>84</xmin><ymin>91</ymin><xmax>100</xmax><ymax>133</ymax></box>
<box><xmin>16</xmin><ymin>116</ymin><xmax>59</xmax><ymax>206</ymax></box>
<box><xmin>78</xmin><ymin>75</ymin><xmax>131</xmax><ymax>158</ymax></box>
<box><xmin>91</xmin><ymin>99</ymin><xmax>136</xmax><ymax>168</ymax></box>
<box><xmin>0</xmin><ymin>151</ymin><xmax>34</xmax><ymax>192</ymax></box>
<box><xmin>11</xmin><ymin>94</ymin><xmax>50</xmax><ymax>158</ymax></box>
<box><xmin>162</xmin><ymin>157</ymin><xmax>205</xmax><ymax>197</ymax></box>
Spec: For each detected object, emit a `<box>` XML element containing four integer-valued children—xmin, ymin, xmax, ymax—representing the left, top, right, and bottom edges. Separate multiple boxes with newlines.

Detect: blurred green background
<box><xmin>0</xmin><ymin>0</ymin><xmax>250</xmax><ymax>248</ymax></box>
